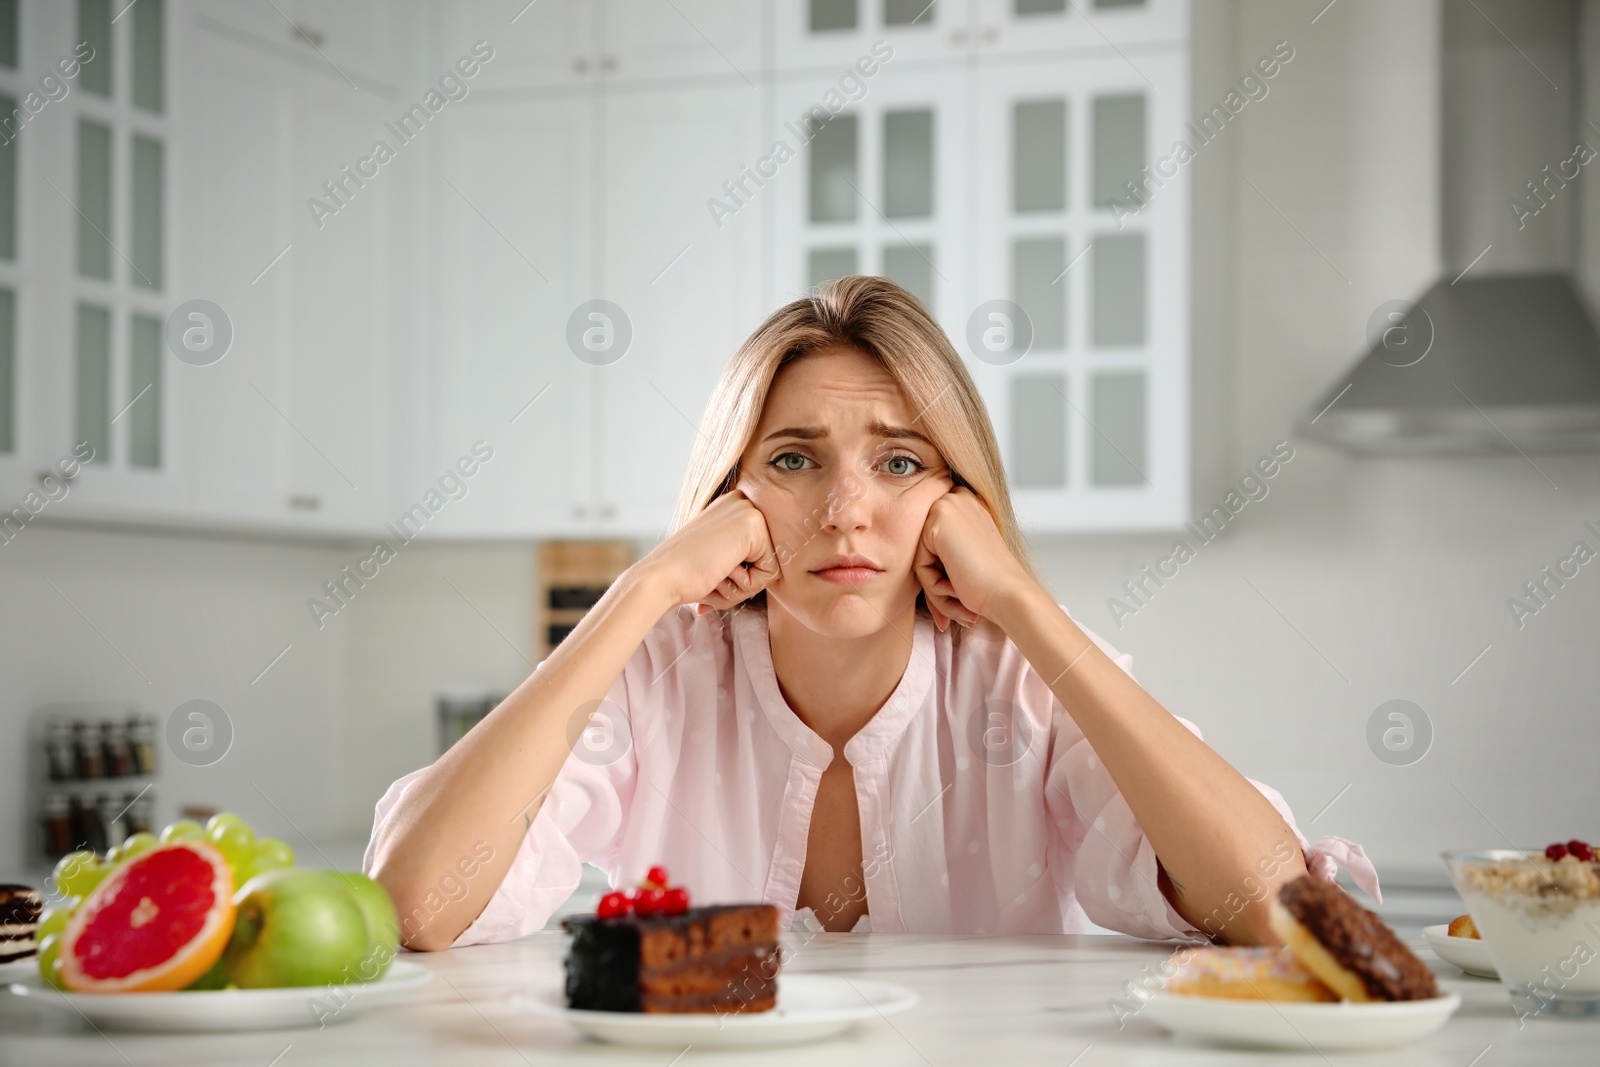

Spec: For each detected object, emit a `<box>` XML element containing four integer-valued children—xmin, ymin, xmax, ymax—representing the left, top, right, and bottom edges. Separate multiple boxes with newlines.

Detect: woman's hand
<box><xmin>634</xmin><ymin>489</ymin><xmax>781</xmax><ymax>615</ymax></box>
<box><xmin>914</xmin><ymin>486</ymin><xmax>1037</xmax><ymax>632</ymax></box>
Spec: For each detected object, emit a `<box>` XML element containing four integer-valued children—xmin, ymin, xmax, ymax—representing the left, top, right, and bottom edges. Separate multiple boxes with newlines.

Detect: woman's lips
<box><xmin>812</xmin><ymin>566</ymin><xmax>883</xmax><ymax>585</ymax></box>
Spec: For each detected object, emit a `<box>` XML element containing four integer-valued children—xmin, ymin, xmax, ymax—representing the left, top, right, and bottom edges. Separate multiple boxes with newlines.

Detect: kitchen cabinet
<box><xmin>185</xmin><ymin>0</ymin><xmax>407</xmax><ymax>92</ymax></box>
<box><xmin>424</xmin><ymin>95</ymin><xmax>598</xmax><ymax>538</ymax></box>
<box><xmin>772</xmin><ymin>0</ymin><xmax>968</xmax><ymax>70</ymax></box>
<box><xmin>769</xmin><ymin>1</ymin><xmax>1194</xmax><ymax>531</ymax></box>
<box><xmin>973</xmin><ymin>0</ymin><xmax>1188</xmax><ymax>54</ymax></box>
<box><xmin>596</xmin><ymin>82</ymin><xmax>766</xmax><ymax>539</ymax></box>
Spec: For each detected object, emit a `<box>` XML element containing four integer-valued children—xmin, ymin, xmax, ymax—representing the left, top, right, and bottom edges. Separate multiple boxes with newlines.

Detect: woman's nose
<box><xmin>820</xmin><ymin>469</ymin><xmax>870</xmax><ymax>531</ymax></box>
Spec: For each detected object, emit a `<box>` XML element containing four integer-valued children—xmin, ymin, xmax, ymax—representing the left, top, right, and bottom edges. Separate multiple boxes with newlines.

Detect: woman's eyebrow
<box><xmin>760</xmin><ymin>422</ymin><xmax>933</xmax><ymax>445</ymax></box>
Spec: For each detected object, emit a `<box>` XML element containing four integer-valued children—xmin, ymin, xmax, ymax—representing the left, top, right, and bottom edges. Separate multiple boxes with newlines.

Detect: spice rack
<box><xmin>31</xmin><ymin>703</ymin><xmax>160</xmax><ymax>861</ymax></box>
<box><xmin>534</xmin><ymin>541</ymin><xmax>635</xmax><ymax>663</ymax></box>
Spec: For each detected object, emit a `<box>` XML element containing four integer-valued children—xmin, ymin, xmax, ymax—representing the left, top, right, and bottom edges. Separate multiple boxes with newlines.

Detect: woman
<box><xmin>365</xmin><ymin>277</ymin><xmax>1376</xmax><ymax>950</ymax></box>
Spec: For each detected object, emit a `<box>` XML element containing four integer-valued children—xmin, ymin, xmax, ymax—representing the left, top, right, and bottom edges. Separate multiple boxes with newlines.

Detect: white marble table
<box><xmin>2</xmin><ymin>929</ymin><xmax>1593</xmax><ymax>1065</ymax></box>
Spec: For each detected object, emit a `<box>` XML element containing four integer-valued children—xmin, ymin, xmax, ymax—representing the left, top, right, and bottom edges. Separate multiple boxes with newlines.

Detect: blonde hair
<box><xmin>671</xmin><ymin>277</ymin><xmax>1039</xmax><ymax>607</ymax></box>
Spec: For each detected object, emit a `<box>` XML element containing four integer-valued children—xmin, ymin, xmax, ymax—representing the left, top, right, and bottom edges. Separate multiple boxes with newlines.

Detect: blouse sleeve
<box><xmin>1038</xmin><ymin>607</ymin><xmax>1382</xmax><ymax>942</ymax></box>
<box><xmin>362</xmin><ymin>633</ymin><xmax>657</xmax><ymax>948</ymax></box>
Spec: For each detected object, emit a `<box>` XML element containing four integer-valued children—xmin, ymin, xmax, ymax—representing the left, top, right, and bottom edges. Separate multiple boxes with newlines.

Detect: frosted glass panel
<box><xmin>133</xmin><ymin>0</ymin><xmax>165</xmax><ymax>113</ymax></box>
<box><xmin>0</xmin><ymin>287</ymin><xmax>11</xmax><ymax>453</ymax></box>
<box><xmin>1093</xmin><ymin>94</ymin><xmax>1145</xmax><ymax>207</ymax></box>
<box><xmin>883</xmin><ymin>244</ymin><xmax>933</xmax><ymax>310</ymax></box>
<box><xmin>1011</xmin><ymin>374</ymin><xmax>1066</xmax><ymax>488</ymax></box>
<box><xmin>1013</xmin><ymin>100</ymin><xmax>1065</xmax><ymax>213</ymax></box>
<box><xmin>0</xmin><ymin>0</ymin><xmax>15</xmax><ymax>68</ymax></box>
<box><xmin>1012</xmin><ymin>237</ymin><xmax>1066</xmax><ymax>350</ymax></box>
<box><xmin>1016</xmin><ymin>0</ymin><xmax>1066</xmax><ymax>12</ymax></box>
<box><xmin>132</xmin><ymin>135</ymin><xmax>163</xmax><ymax>289</ymax></box>
<box><xmin>883</xmin><ymin>109</ymin><xmax>933</xmax><ymax>219</ymax></box>
<box><xmin>0</xmin><ymin>94</ymin><xmax>14</xmax><ymax>260</ymax></box>
<box><xmin>130</xmin><ymin>314</ymin><xmax>161</xmax><ymax>468</ymax></box>
<box><xmin>76</xmin><ymin>304</ymin><xmax>112</xmax><ymax>463</ymax></box>
<box><xmin>810</xmin><ymin>0</ymin><xmax>857</xmax><ymax>31</ymax></box>
<box><xmin>1095</xmin><ymin>0</ymin><xmax>1146</xmax><ymax>7</ymax></box>
<box><xmin>808</xmin><ymin>115</ymin><xmax>858</xmax><ymax>223</ymax></box>
<box><xmin>78</xmin><ymin>0</ymin><xmax>112</xmax><ymax>97</ymax></box>
<box><xmin>808</xmin><ymin>247</ymin><xmax>857</xmax><ymax>288</ymax></box>
<box><xmin>1091</xmin><ymin>232</ymin><xmax>1145</xmax><ymax>346</ymax></box>
<box><xmin>1091</xmin><ymin>371</ymin><xmax>1146</xmax><ymax>485</ymax></box>
<box><xmin>886</xmin><ymin>0</ymin><xmax>935</xmax><ymax>25</ymax></box>
<box><xmin>77</xmin><ymin>119</ymin><xmax>113</xmax><ymax>279</ymax></box>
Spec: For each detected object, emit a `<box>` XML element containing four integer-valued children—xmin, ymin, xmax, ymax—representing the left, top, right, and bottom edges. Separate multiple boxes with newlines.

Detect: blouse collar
<box><xmin>732</xmin><ymin>603</ymin><xmax>937</xmax><ymax>769</ymax></box>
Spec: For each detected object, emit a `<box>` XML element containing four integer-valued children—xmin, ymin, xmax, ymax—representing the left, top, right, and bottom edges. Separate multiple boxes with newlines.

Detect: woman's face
<box><xmin>736</xmin><ymin>345</ymin><xmax>954</xmax><ymax>639</ymax></box>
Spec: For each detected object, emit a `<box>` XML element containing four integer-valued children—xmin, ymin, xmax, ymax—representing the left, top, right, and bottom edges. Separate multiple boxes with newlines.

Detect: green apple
<box><xmin>185</xmin><ymin>958</ymin><xmax>230</xmax><ymax>990</ymax></box>
<box><xmin>223</xmin><ymin>870</ymin><xmax>371</xmax><ymax>988</ymax></box>
<box><xmin>328</xmin><ymin>872</ymin><xmax>399</xmax><ymax>980</ymax></box>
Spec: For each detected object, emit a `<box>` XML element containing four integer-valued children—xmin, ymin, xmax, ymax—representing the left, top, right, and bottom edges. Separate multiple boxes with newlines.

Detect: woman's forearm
<box><xmin>369</xmin><ymin>563</ymin><xmax>676</xmax><ymax>950</ymax></box>
<box><xmin>992</xmin><ymin>583</ymin><xmax>1307</xmax><ymax>945</ymax></box>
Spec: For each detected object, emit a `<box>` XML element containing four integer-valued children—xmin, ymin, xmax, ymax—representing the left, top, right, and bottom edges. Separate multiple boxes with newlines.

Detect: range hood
<box><xmin>1298</xmin><ymin>0</ymin><xmax>1600</xmax><ymax>454</ymax></box>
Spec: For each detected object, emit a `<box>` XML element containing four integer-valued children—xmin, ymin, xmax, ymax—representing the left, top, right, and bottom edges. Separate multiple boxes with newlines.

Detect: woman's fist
<box><xmin>635</xmin><ymin>489</ymin><xmax>781</xmax><ymax>615</ymax></box>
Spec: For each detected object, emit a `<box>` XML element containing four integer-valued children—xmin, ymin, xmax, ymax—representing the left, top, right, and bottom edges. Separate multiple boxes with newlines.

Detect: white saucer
<box><xmin>1143</xmin><ymin>990</ymin><xmax>1461</xmax><ymax>1051</ymax></box>
<box><xmin>513</xmin><ymin>974</ymin><xmax>919</xmax><ymax>1048</ymax></box>
<box><xmin>1422</xmin><ymin>924</ymin><xmax>1499</xmax><ymax>978</ymax></box>
<box><xmin>5</xmin><ymin>959</ymin><xmax>431</xmax><ymax>1032</ymax></box>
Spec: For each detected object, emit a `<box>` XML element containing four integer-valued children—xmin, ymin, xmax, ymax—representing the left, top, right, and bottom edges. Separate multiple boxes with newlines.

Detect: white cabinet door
<box><xmin>773</xmin><ymin>0</ymin><xmax>971</xmax><ymax>70</ymax></box>
<box><xmin>165</xmin><ymin>28</ymin><xmax>295</xmax><ymax>527</ymax></box>
<box><xmin>183</xmin><ymin>0</ymin><xmax>408</xmax><ymax>91</ymax></box>
<box><xmin>771</xmin><ymin>64</ymin><xmax>970</xmax><ymax>331</ymax></box>
<box><xmin>596</xmin><ymin>83</ymin><xmax>766</xmax><ymax>539</ymax></box>
<box><xmin>426</xmin><ymin>96</ymin><xmax>599</xmax><ymax>538</ymax></box>
<box><xmin>601</xmin><ymin>0</ymin><xmax>763</xmax><ymax>83</ymax></box>
<box><xmin>973</xmin><ymin>0</ymin><xmax>1188</xmax><ymax>53</ymax></box>
<box><xmin>970</xmin><ymin>49</ymin><xmax>1189</xmax><ymax>530</ymax></box>
<box><xmin>273</xmin><ymin>75</ymin><xmax>398</xmax><ymax>532</ymax></box>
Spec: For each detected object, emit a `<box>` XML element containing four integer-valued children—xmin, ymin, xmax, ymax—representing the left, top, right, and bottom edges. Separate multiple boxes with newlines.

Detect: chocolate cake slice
<box><xmin>0</xmin><ymin>884</ymin><xmax>43</xmax><ymax>963</ymax></box>
<box><xmin>561</xmin><ymin>903</ymin><xmax>783</xmax><ymax>1013</ymax></box>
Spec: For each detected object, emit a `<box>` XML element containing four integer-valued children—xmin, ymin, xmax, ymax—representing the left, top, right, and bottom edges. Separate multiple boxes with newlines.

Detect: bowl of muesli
<box><xmin>1443</xmin><ymin>842</ymin><xmax>1600</xmax><ymax>1020</ymax></box>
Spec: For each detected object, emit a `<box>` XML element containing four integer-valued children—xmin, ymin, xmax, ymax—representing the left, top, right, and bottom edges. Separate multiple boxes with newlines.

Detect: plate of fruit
<box><xmin>5</xmin><ymin>813</ymin><xmax>429</xmax><ymax>1032</ymax></box>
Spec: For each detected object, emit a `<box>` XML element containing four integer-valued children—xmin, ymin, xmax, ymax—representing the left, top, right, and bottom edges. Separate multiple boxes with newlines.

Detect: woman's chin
<box><xmin>770</xmin><ymin>582</ymin><xmax>918</xmax><ymax>639</ymax></box>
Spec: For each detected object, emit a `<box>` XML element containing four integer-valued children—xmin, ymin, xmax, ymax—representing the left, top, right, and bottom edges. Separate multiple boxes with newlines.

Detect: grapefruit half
<box><xmin>59</xmin><ymin>840</ymin><xmax>236</xmax><ymax>993</ymax></box>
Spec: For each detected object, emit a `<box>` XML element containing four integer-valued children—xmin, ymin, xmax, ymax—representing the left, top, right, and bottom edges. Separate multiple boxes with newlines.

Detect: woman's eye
<box><xmin>773</xmin><ymin>453</ymin><xmax>812</xmax><ymax>472</ymax></box>
<box><xmin>883</xmin><ymin>455</ymin><xmax>924</xmax><ymax>477</ymax></box>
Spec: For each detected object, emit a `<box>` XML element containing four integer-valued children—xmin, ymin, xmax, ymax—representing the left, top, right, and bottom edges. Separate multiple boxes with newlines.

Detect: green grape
<box><xmin>52</xmin><ymin>851</ymin><xmax>102</xmax><ymax>899</ymax></box>
<box><xmin>204</xmin><ymin>812</ymin><xmax>247</xmax><ymax>837</ymax></box>
<box><xmin>210</xmin><ymin>822</ymin><xmax>257</xmax><ymax>872</ymax></box>
<box><xmin>253</xmin><ymin>838</ymin><xmax>295</xmax><ymax>871</ymax></box>
<box><xmin>37</xmin><ymin>904</ymin><xmax>76</xmax><ymax>942</ymax></box>
<box><xmin>119</xmin><ymin>832</ymin><xmax>158</xmax><ymax>860</ymax></box>
<box><xmin>37</xmin><ymin>933</ymin><xmax>66</xmax><ymax>990</ymax></box>
<box><xmin>160</xmin><ymin>819</ymin><xmax>205</xmax><ymax>843</ymax></box>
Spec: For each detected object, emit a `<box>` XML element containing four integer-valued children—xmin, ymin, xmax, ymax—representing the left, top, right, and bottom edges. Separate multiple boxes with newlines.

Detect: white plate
<box><xmin>1143</xmin><ymin>991</ymin><xmax>1461</xmax><ymax>1051</ymax></box>
<box><xmin>513</xmin><ymin>974</ymin><xmax>918</xmax><ymax>1048</ymax></box>
<box><xmin>1423</xmin><ymin>923</ymin><xmax>1500</xmax><ymax>979</ymax></box>
<box><xmin>5</xmin><ymin>959</ymin><xmax>431</xmax><ymax>1032</ymax></box>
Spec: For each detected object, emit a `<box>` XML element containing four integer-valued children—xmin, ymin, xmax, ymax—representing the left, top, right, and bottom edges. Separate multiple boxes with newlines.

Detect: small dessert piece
<box><xmin>561</xmin><ymin>866</ymin><xmax>783</xmax><ymax>1014</ymax></box>
<box><xmin>0</xmin><ymin>884</ymin><xmax>44</xmax><ymax>963</ymax></box>
<box><xmin>1446</xmin><ymin>913</ymin><xmax>1480</xmax><ymax>939</ymax></box>
<box><xmin>1269</xmin><ymin>875</ymin><xmax>1439</xmax><ymax>1002</ymax></box>
<box><xmin>1166</xmin><ymin>946</ymin><xmax>1336</xmax><ymax>1002</ymax></box>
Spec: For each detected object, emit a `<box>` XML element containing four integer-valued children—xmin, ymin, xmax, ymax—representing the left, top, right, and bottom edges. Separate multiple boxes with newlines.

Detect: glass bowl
<box><xmin>1442</xmin><ymin>848</ymin><xmax>1600</xmax><ymax>1021</ymax></box>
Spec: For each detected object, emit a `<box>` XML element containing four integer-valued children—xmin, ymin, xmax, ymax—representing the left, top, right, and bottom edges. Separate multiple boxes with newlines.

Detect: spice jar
<box><xmin>74</xmin><ymin>720</ymin><xmax>103</xmax><ymax>780</ymax></box>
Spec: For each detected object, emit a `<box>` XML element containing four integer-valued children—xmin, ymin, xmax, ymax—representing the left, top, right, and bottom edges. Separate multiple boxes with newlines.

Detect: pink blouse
<box><xmin>364</xmin><ymin>602</ymin><xmax>1380</xmax><ymax>945</ymax></box>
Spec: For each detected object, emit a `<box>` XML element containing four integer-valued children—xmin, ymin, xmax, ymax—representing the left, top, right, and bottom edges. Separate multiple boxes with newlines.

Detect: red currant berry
<box><xmin>597</xmin><ymin>891</ymin><xmax>630</xmax><ymax>919</ymax></box>
<box><xmin>634</xmin><ymin>888</ymin><xmax>667</xmax><ymax>916</ymax></box>
<box><xmin>662</xmin><ymin>887</ymin><xmax>690</xmax><ymax>914</ymax></box>
<box><xmin>1572</xmin><ymin>842</ymin><xmax>1594</xmax><ymax>862</ymax></box>
<box><xmin>1546</xmin><ymin>843</ymin><xmax>1569</xmax><ymax>860</ymax></box>
<box><xmin>646</xmin><ymin>865</ymin><xmax>670</xmax><ymax>888</ymax></box>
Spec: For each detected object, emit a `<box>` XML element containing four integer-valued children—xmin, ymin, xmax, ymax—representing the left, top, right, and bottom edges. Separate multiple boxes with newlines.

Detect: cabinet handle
<box><xmin>600</xmin><ymin>504</ymin><xmax>616</xmax><ymax>520</ymax></box>
<box><xmin>574</xmin><ymin>505</ymin><xmax>588</xmax><ymax>520</ymax></box>
<box><xmin>289</xmin><ymin>494</ymin><xmax>322</xmax><ymax>512</ymax></box>
<box><xmin>949</xmin><ymin>28</ymin><xmax>966</xmax><ymax>45</ymax></box>
<box><xmin>574</xmin><ymin>57</ymin><xmax>589</xmax><ymax>74</ymax></box>
<box><xmin>981</xmin><ymin>26</ymin><xmax>997</xmax><ymax>44</ymax></box>
<box><xmin>600</xmin><ymin>55</ymin><xmax>617</xmax><ymax>72</ymax></box>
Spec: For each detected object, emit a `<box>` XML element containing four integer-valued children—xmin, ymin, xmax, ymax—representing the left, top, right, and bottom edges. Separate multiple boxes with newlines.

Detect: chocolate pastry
<box><xmin>1269</xmin><ymin>874</ymin><xmax>1439</xmax><ymax>1001</ymax></box>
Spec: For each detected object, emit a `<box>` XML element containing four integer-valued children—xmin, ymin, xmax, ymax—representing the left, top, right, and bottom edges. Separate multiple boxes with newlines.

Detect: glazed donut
<box><xmin>1165</xmin><ymin>946</ymin><xmax>1336</xmax><ymax>1002</ymax></box>
<box><xmin>1268</xmin><ymin>875</ymin><xmax>1439</xmax><ymax>1001</ymax></box>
